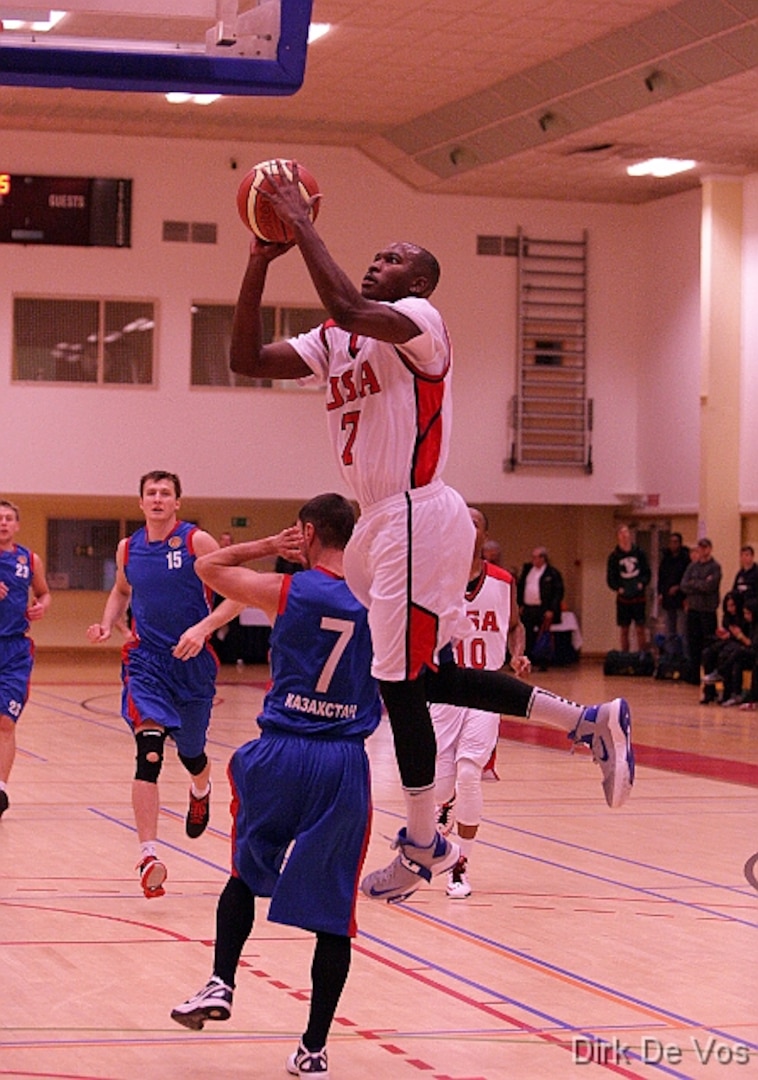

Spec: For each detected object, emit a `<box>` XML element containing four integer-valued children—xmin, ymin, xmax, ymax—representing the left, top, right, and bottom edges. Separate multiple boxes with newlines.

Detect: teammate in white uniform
<box><xmin>433</xmin><ymin>507</ymin><xmax>530</xmax><ymax>897</ymax></box>
<box><xmin>229</xmin><ymin>163</ymin><xmax>635</xmax><ymax>903</ymax></box>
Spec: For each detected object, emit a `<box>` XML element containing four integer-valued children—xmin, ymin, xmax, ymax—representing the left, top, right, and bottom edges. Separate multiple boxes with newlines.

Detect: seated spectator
<box><xmin>700</xmin><ymin>591</ymin><xmax>744</xmax><ymax>703</ymax></box>
<box><xmin>717</xmin><ymin>599</ymin><xmax>758</xmax><ymax>707</ymax></box>
<box><xmin>732</xmin><ymin>545</ymin><xmax>758</xmax><ymax>604</ymax></box>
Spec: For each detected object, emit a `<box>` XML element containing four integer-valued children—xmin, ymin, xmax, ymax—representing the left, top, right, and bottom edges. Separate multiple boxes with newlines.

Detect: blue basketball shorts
<box><xmin>228</xmin><ymin>730</ymin><xmax>372</xmax><ymax>937</ymax></box>
<box><xmin>121</xmin><ymin>644</ymin><xmax>217</xmax><ymax>757</ymax></box>
<box><xmin>0</xmin><ymin>635</ymin><xmax>34</xmax><ymax>722</ymax></box>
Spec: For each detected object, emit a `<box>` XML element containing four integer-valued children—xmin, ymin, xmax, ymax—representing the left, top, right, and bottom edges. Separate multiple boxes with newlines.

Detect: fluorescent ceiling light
<box><xmin>308</xmin><ymin>22</ymin><xmax>331</xmax><ymax>44</ymax></box>
<box><xmin>627</xmin><ymin>157</ymin><xmax>696</xmax><ymax>178</ymax></box>
<box><xmin>165</xmin><ymin>91</ymin><xmax>220</xmax><ymax>104</ymax></box>
<box><xmin>1</xmin><ymin>9</ymin><xmax>65</xmax><ymax>31</ymax></box>
<box><xmin>1</xmin><ymin>13</ymin><xmax>331</xmax><ymax>52</ymax></box>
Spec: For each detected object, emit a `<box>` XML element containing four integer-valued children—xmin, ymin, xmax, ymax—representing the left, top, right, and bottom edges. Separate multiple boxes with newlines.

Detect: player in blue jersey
<box><xmin>87</xmin><ymin>471</ymin><xmax>249</xmax><ymax>898</ymax></box>
<box><xmin>171</xmin><ymin>493</ymin><xmax>380</xmax><ymax>1080</ymax></box>
<box><xmin>0</xmin><ymin>500</ymin><xmax>51</xmax><ymax>819</ymax></box>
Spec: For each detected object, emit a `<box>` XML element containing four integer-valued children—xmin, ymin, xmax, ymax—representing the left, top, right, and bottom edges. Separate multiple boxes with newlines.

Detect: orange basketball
<box><xmin>236</xmin><ymin>158</ymin><xmax>320</xmax><ymax>243</ymax></box>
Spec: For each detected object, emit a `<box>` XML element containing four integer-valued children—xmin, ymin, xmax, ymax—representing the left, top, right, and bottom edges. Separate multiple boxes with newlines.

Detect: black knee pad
<box><xmin>178</xmin><ymin>750</ymin><xmax>208</xmax><ymax>777</ymax></box>
<box><xmin>134</xmin><ymin>728</ymin><xmax>166</xmax><ymax>783</ymax></box>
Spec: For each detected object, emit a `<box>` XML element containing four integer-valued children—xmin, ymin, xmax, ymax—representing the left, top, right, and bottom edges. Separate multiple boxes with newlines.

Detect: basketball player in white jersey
<box><xmin>432</xmin><ymin>507</ymin><xmax>529</xmax><ymax>898</ymax></box>
<box><xmin>229</xmin><ymin>162</ymin><xmax>635</xmax><ymax>903</ymax></box>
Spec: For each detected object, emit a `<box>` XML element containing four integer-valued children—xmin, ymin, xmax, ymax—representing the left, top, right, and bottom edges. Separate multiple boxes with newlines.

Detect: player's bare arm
<box><xmin>87</xmin><ymin>539</ymin><xmax>130</xmax><ymax>643</ymax></box>
<box><xmin>27</xmin><ymin>553</ymin><xmax>51</xmax><ymax>621</ymax></box>
<box><xmin>507</xmin><ymin>589</ymin><xmax>530</xmax><ymax>676</ymax></box>
<box><xmin>170</xmin><ymin>529</ymin><xmax>246</xmax><ymax>659</ymax></box>
<box><xmin>195</xmin><ymin>528</ymin><xmax>303</xmax><ymax>624</ymax></box>
<box><xmin>230</xmin><ymin>247</ymin><xmax>310</xmax><ymax>379</ymax></box>
<box><xmin>249</xmin><ymin>166</ymin><xmax>424</xmax><ymax>343</ymax></box>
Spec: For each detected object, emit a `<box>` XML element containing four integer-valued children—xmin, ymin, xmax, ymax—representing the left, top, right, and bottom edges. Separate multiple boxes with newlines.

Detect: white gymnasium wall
<box><xmin>740</xmin><ymin>174</ymin><xmax>758</xmax><ymax>513</ymax></box>
<box><xmin>633</xmin><ymin>189</ymin><xmax>702</xmax><ymax>515</ymax></box>
<box><xmin>0</xmin><ymin>130</ymin><xmax>740</xmax><ymax>510</ymax></box>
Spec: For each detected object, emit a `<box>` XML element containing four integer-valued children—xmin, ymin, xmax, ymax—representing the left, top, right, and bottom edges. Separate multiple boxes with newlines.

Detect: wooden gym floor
<box><xmin>1</xmin><ymin>653</ymin><xmax>757</xmax><ymax>1080</ymax></box>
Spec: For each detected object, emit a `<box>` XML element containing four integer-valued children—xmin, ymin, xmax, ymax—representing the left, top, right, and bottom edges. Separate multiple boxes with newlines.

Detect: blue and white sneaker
<box><xmin>170</xmin><ymin>975</ymin><xmax>233</xmax><ymax>1030</ymax></box>
<box><xmin>571</xmin><ymin>697</ymin><xmax>634</xmax><ymax>808</ymax></box>
<box><xmin>360</xmin><ymin>828</ymin><xmax>460</xmax><ymax>903</ymax></box>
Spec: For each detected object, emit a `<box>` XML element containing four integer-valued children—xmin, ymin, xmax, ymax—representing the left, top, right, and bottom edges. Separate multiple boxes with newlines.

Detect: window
<box><xmin>47</xmin><ymin>519</ymin><xmax>121</xmax><ymax>590</ymax></box>
<box><xmin>13</xmin><ymin>296</ymin><xmax>155</xmax><ymax>384</ymax></box>
<box><xmin>191</xmin><ymin>302</ymin><xmax>325</xmax><ymax>387</ymax></box>
<box><xmin>46</xmin><ymin>517</ymin><xmax>205</xmax><ymax>590</ymax></box>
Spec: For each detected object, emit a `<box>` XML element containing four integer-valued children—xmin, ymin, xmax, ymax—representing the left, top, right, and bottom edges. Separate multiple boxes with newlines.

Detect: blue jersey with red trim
<box><xmin>259</xmin><ymin>567</ymin><xmax>381</xmax><ymax>739</ymax></box>
<box><xmin>123</xmin><ymin>521</ymin><xmax>212</xmax><ymax>652</ymax></box>
<box><xmin>0</xmin><ymin>544</ymin><xmax>33</xmax><ymax>638</ymax></box>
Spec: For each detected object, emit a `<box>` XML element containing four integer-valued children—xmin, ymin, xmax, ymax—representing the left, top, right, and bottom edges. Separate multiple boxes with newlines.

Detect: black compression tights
<box><xmin>380</xmin><ymin>660</ymin><xmax>534</xmax><ymax>790</ymax></box>
<box><xmin>303</xmin><ymin>932</ymin><xmax>351</xmax><ymax>1052</ymax></box>
<box><xmin>214</xmin><ymin>875</ymin><xmax>255</xmax><ymax>988</ymax></box>
<box><xmin>427</xmin><ymin>659</ymin><xmax>533</xmax><ymax>714</ymax></box>
<box><xmin>212</xmin><ymin>877</ymin><xmax>351</xmax><ymax>1053</ymax></box>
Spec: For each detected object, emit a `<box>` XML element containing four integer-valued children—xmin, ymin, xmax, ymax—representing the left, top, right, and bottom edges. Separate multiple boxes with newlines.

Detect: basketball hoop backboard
<box><xmin>0</xmin><ymin>0</ymin><xmax>313</xmax><ymax>95</ymax></box>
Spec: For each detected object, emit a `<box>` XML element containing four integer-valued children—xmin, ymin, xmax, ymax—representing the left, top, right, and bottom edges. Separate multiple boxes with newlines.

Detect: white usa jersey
<box><xmin>289</xmin><ymin>296</ymin><xmax>453</xmax><ymax>508</ymax></box>
<box><xmin>453</xmin><ymin>562</ymin><xmax>514</xmax><ymax>672</ymax></box>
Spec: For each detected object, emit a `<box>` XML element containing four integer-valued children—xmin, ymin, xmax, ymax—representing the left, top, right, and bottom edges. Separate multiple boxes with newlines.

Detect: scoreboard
<box><xmin>0</xmin><ymin>174</ymin><xmax>132</xmax><ymax>247</ymax></box>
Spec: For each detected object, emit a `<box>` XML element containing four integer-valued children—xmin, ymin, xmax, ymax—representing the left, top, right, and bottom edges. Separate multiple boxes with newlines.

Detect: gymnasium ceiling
<box><xmin>0</xmin><ymin>0</ymin><xmax>757</xmax><ymax>204</ymax></box>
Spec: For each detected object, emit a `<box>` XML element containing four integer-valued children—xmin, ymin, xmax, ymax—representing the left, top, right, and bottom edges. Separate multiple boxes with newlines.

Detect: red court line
<box><xmin>352</xmin><ymin>941</ymin><xmax>647</xmax><ymax>1079</ymax></box>
<box><xmin>498</xmin><ymin>718</ymin><xmax>758</xmax><ymax>788</ymax></box>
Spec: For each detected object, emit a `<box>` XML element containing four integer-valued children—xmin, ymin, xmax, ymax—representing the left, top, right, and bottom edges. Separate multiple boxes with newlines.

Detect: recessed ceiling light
<box><xmin>308</xmin><ymin>23</ymin><xmax>331</xmax><ymax>44</ymax></box>
<box><xmin>1</xmin><ymin>9</ymin><xmax>66</xmax><ymax>31</ymax></box>
<box><xmin>165</xmin><ymin>92</ymin><xmax>221</xmax><ymax>104</ymax></box>
<box><xmin>627</xmin><ymin>157</ymin><xmax>696</xmax><ymax>178</ymax></box>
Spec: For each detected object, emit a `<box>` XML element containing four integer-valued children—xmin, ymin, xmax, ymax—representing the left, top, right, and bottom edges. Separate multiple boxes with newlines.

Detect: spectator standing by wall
<box><xmin>516</xmin><ymin>546</ymin><xmax>564</xmax><ymax>667</ymax></box>
<box><xmin>481</xmin><ymin>538</ymin><xmax>503</xmax><ymax>568</ymax></box>
<box><xmin>680</xmin><ymin>537</ymin><xmax>722</xmax><ymax>685</ymax></box>
<box><xmin>657</xmin><ymin>532</ymin><xmax>690</xmax><ymax>652</ymax></box>
<box><xmin>607</xmin><ymin>525</ymin><xmax>651</xmax><ymax>652</ymax></box>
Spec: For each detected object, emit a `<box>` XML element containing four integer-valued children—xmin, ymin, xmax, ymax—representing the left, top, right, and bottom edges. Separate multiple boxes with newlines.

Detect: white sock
<box><xmin>140</xmin><ymin>842</ymin><xmax>158</xmax><ymax>860</ymax></box>
<box><xmin>0</xmin><ymin>781</ymin><xmax>7</xmax><ymax>793</ymax></box>
<box><xmin>527</xmin><ymin>687</ymin><xmax>586</xmax><ymax>732</ymax></box>
<box><xmin>191</xmin><ymin>781</ymin><xmax>211</xmax><ymax>798</ymax></box>
<box><xmin>457</xmin><ymin>835</ymin><xmax>475</xmax><ymax>861</ymax></box>
<box><xmin>403</xmin><ymin>783</ymin><xmax>437</xmax><ymax>849</ymax></box>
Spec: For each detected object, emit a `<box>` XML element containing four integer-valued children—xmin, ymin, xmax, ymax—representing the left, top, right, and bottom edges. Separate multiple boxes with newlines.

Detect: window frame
<box><xmin>12</xmin><ymin>293</ymin><xmax>158</xmax><ymax>386</ymax></box>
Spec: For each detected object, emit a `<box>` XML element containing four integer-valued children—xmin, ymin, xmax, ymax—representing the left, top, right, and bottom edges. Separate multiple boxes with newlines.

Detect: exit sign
<box><xmin>231</xmin><ymin>517</ymin><xmax>249</xmax><ymax>528</ymax></box>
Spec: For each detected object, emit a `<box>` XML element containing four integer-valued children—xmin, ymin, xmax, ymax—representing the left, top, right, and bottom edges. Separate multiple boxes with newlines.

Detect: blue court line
<box><xmin>83</xmin><ymin>804</ymin><xmax>755</xmax><ymax>1077</ymax></box>
<box><xmin>357</xmin><ymin>930</ymin><xmax>713</xmax><ymax>1080</ymax></box>
<box><xmin>29</xmin><ymin>688</ymin><xmax>250</xmax><ymax>756</ymax></box>
<box><xmin>16</xmin><ymin>746</ymin><xmax>48</xmax><ymax>763</ymax></box>
<box><xmin>87</xmin><ymin>806</ymin><xmax>231</xmax><ymax>874</ymax></box>
<box><xmin>385</xmin><ymin>909</ymin><xmax>758</xmax><ymax>1054</ymax></box>
<box><xmin>28</xmin><ymin>692</ymin><xmax>126</xmax><ymax>732</ymax></box>
<box><xmin>375</xmin><ymin>806</ymin><xmax>758</xmax><ymax>929</ymax></box>
<box><xmin>487</xmin><ymin>817</ymin><xmax>758</xmax><ymax>901</ymax></box>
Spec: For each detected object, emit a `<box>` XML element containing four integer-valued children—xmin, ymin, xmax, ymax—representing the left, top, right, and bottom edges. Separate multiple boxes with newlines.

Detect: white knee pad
<box><xmin>435</xmin><ymin>770</ymin><xmax>456</xmax><ymax>807</ymax></box>
<box><xmin>455</xmin><ymin>757</ymin><xmax>483</xmax><ymax>826</ymax></box>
